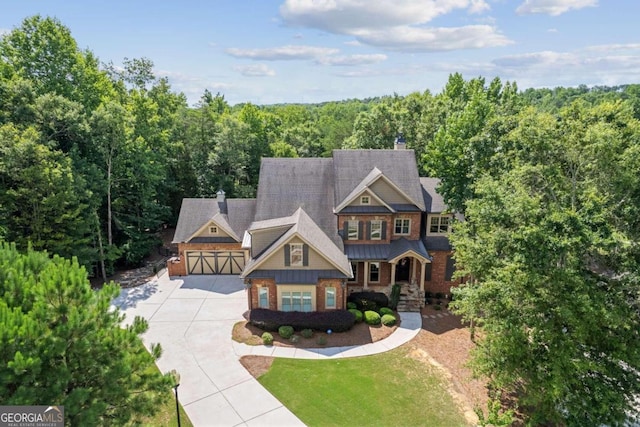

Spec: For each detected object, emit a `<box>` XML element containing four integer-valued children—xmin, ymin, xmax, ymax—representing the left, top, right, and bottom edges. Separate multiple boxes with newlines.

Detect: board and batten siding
<box><xmin>369</xmin><ymin>179</ymin><xmax>414</xmax><ymax>205</ymax></box>
<box><xmin>250</xmin><ymin>227</ymin><xmax>289</xmax><ymax>257</ymax></box>
<box><xmin>259</xmin><ymin>236</ymin><xmax>334</xmax><ymax>270</ymax></box>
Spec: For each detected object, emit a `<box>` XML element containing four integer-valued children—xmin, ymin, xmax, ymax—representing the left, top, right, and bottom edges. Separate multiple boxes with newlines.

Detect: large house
<box><xmin>168</xmin><ymin>145</ymin><xmax>460</xmax><ymax>312</ymax></box>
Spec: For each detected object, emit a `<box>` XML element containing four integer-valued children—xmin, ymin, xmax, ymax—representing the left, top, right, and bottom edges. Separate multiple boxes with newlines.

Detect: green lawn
<box><xmin>258</xmin><ymin>346</ymin><xmax>470</xmax><ymax>427</ymax></box>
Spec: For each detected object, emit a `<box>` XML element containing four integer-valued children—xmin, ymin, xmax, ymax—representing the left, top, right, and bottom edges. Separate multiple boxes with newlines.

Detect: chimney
<box><xmin>216</xmin><ymin>189</ymin><xmax>226</xmax><ymax>203</ymax></box>
<box><xmin>394</xmin><ymin>133</ymin><xmax>406</xmax><ymax>150</ymax></box>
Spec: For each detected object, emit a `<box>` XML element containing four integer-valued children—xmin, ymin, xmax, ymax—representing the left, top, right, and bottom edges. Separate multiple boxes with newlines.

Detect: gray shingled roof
<box><xmin>172</xmin><ymin>198</ymin><xmax>220</xmax><ymax>243</ymax></box>
<box><xmin>227</xmin><ymin>198</ymin><xmax>256</xmax><ymax>239</ymax></box>
<box><xmin>420</xmin><ymin>177</ymin><xmax>447</xmax><ymax>213</ymax></box>
<box><xmin>241</xmin><ymin>207</ymin><xmax>352</xmax><ymax>278</ymax></box>
<box><xmin>423</xmin><ymin>236</ymin><xmax>452</xmax><ymax>251</ymax></box>
<box><xmin>254</xmin><ymin>158</ymin><xmax>341</xmax><ymax>246</ymax></box>
<box><xmin>333</xmin><ymin>149</ymin><xmax>425</xmax><ymax>211</ymax></box>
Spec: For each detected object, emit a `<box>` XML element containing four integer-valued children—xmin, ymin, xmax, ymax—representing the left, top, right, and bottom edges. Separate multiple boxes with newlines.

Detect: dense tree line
<box><xmin>1</xmin><ymin>15</ymin><xmax>639</xmax><ymax>424</ymax></box>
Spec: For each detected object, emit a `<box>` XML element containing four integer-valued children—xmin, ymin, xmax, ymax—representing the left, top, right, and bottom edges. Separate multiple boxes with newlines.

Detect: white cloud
<box><xmin>233</xmin><ymin>64</ymin><xmax>276</xmax><ymax>77</ymax></box>
<box><xmin>316</xmin><ymin>53</ymin><xmax>387</xmax><ymax>66</ymax></box>
<box><xmin>516</xmin><ymin>0</ymin><xmax>597</xmax><ymax>16</ymax></box>
<box><xmin>344</xmin><ymin>40</ymin><xmax>362</xmax><ymax>47</ymax></box>
<box><xmin>547</xmin><ymin>28</ymin><xmax>559</xmax><ymax>33</ymax></box>
<box><xmin>280</xmin><ymin>0</ymin><xmax>489</xmax><ymax>32</ymax></box>
<box><xmin>582</xmin><ymin>43</ymin><xmax>640</xmax><ymax>52</ymax></box>
<box><xmin>279</xmin><ymin>0</ymin><xmax>506</xmax><ymax>53</ymax></box>
<box><xmin>225</xmin><ymin>45</ymin><xmax>339</xmax><ymax>60</ymax></box>
<box><xmin>352</xmin><ymin>25</ymin><xmax>512</xmax><ymax>52</ymax></box>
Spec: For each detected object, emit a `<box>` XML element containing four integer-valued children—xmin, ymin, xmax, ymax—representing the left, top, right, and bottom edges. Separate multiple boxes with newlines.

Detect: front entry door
<box><xmin>395</xmin><ymin>257</ymin><xmax>411</xmax><ymax>282</ymax></box>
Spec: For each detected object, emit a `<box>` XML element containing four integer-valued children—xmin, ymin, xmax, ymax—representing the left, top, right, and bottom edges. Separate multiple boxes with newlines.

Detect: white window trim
<box><xmin>325</xmin><ymin>287</ymin><xmax>336</xmax><ymax>309</ymax></box>
<box><xmin>370</xmin><ymin>220</ymin><xmax>382</xmax><ymax>240</ymax></box>
<box><xmin>427</xmin><ymin>214</ymin><xmax>452</xmax><ymax>235</ymax></box>
<box><xmin>209</xmin><ymin>225</ymin><xmax>218</xmax><ymax>234</ymax></box>
<box><xmin>349</xmin><ymin>262</ymin><xmax>358</xmax><ymax>282</ymax></box>
<box><xmin>360</xmin><ymin>195</ymin><xmax>370</xmax><ymax>205</ymax></box>
<box><xmin>394</xmin><ymin>218</ymin><xmax>411</xmax><ymax>235</ymax></box>
<box><xmin>369</xmin><ymin>262</ymin><xmax>380</xmax><ymax>283</ymax></box>
<box><xmin>258</xmin><ymin>287</ymin><xmax>269</xmax><ymax>309</ymax></box>
<box><xmin>347</xmin><ymin>221</ymin><xmax>359</xmax><ymax>240</ymax></box>
<box><xmin>290</xmin><ymin>243</ymin><xmax>303</xmax><ymax>266</ymax></box>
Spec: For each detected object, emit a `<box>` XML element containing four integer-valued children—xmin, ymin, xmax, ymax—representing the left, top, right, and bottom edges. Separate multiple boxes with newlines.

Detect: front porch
<box><xmin>345</xmin><ymin>238</ymin><xmax>430</xmax><ymax>311</ymax></box>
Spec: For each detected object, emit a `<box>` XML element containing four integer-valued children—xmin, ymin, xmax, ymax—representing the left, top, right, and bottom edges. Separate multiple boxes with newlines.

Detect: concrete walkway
<box><xmin>112</xmin><ymin>273</ymin><xmax>421</xmax><ymax>427</ymax></box>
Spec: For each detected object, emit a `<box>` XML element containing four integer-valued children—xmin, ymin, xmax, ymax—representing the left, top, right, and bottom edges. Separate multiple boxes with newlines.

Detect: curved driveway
<box><xmin>112</xmin><ymin>273</ymin><xmax>422</xmax><ymax>427</ymax></box>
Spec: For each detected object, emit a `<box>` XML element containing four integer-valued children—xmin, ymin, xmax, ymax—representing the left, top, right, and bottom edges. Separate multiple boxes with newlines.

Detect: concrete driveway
<box><xmin>112</xmin><ymin>273</ymin><xmax>304</xmax><ymax>427</ymax></box>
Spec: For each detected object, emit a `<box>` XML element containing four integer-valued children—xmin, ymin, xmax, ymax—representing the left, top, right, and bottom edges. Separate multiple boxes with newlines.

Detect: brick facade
<box><xmin>338</xmin><ymin>212</ymin><xmax>422</xmax><ymax>243</ymax></box>
<box><xmin>247</xmin><ymin>277</ymin><xmax>346</xmax><ymax>311</ymax></box>
<box><xmin>424</xmin><ymin>250</ymin><xmax>461</xmax><ymax>296</ymax></box>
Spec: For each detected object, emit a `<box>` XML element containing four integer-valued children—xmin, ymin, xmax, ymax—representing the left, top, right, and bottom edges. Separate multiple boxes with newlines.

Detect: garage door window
<box><xmin>258</xmin><ymin>287</ymin><xmax>269</xmax><ymax>308</ymax></box>
<box><xmin>281</xmin><ymin>291</ymin><xmax>312</xmax><ymax>312</ymax></box>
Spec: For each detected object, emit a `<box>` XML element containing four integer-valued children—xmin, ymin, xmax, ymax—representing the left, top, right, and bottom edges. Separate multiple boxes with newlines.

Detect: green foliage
<box><xmin>379</xmin><ymin>307</ymin><xmax>394</xmax><ymax>316</ymax></box>
<box><xmin>278</xmin><ymin>325</ymin><xmax>294</xmax><ymax>339</ymax></box>
<box><xmin>381</xmin><ymin>314</ymin><xmax>396</xmax><ymax>326</ymax></box>
<box><xmin>475</xmin><ymin>396</ymin><xmax>515</xmax><ymax>427</ymax></box>
<box><xmin>261</xmin><ymin>332</ymin><xmax>274</xmax><ymax>345</ymax></box>
<box><xmin>346</xmin><ymin>301</ymin><xmax>357</xmax><ymax>310</ymax></box>
<box><xmin>389</xmin><ymin>284</ymin><xmax>401</xmax><ymax>310</ymax></box>
<box><xmin>0</xmin><ymin>242</ymin><xmax>174</xmax><ymax>424</ymax></box>
<box><xmin>348</xmin><ymin>308</ymin><xmax>363</xmax><ymax>323</ymax></box>
<box><xmin>316</xmin><ymin>335</ymin><xmax>327</xmax><ymax>346</ymax></box>
<box><xmin>301</xmin><ymin>328</ymin><xmax>313</xmax><ymax>338</ymax></box>
<box><xmin>364</xmin><ymin>310</ymin><xmax>381</xmax><ymax>325</ymax></box>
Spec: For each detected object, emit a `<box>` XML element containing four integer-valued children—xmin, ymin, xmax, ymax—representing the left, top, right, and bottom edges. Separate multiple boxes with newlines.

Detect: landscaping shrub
<box><xmin>379</xmin><ymin>307</ymin><xmax>394</xmax><ymax>316</ymax></box>
<box><xmin>278</xmin><ymin>325</ymin><xmax>294</xmax><ymax>339</ymax></box>
<box><xmin>317</xmin><ymin>335</ymin><xmax>327</xmax><ymax>346</ymax></box>
<box><xmin>364</xmin><ymin>310</ymin><xmax>381</xmax><ymax>325</ymax></box>
<box><xmin>348</xmin><ymin>308</ymin><xmax>363</xmax><ymax>323</ymax></box>
<box><xmin>301</xmin><ymin>328</ymin><xmax>313</xmax><ymax>338</ymax></box>
<box><xmin>261</xmin><ymin>332</ymin><xmax>274</xmax><ymax>345</ymax></box>
<box><xmin>249</xmin><ymin>309</ymin><xmax>356</xmax><ymax>332</ymax></box>
<box><xmin>435</xmin><ymin>292</ymin><xmax>445</xmax><ymax>300</ymax></box>
<box><xmin>389</xmin><ymin>284</ymin><xmax>401</xmax><ymax>310</ymax></box>
<box><xmin>381</xmin><ymin>314</ymin><xmax>396</xmax><ymax>326</ymax></box>
<box><xmin>290</xmin><ymin>335</ymin><xmax>300</xmax><ymax>343</ymax></box>
<box><xmin>348</xmin><ymin>291</ymin><xmax>389</xmax><ymax>310</ymax></box>
<box><xmin>346</xmin><ymin>302</ymin><xmax>357</xmax><ymax>310</ymax></box>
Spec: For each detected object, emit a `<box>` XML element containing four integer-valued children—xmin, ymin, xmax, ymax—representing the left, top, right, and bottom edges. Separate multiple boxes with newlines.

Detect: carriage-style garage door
<box><xmin>186</xmin><ymin>251</ymin><xmax>246</xmax><ymax>275</ymax></box>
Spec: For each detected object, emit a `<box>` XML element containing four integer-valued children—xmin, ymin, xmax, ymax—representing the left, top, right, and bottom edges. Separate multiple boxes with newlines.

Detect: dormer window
<box><xmin>429</xmin><ymin>215</ymin><xmax>451</xmax><ymax>235</ymax></box>
<box><xmin>209</xmin><ymin>226</ymin><xmax>218</xmax><ymax>234</ymax></box>
<box><xmin>360</xmin><ymin>195</ymin><xmax>370</xmax><ymax>205</ymax></box>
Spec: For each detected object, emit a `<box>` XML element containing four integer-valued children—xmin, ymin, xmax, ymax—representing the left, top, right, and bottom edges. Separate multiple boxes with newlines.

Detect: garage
<box><xmin>186</xmin><ymin>251</ymin><xmax>246</xmax><ymax>275</ymax></box>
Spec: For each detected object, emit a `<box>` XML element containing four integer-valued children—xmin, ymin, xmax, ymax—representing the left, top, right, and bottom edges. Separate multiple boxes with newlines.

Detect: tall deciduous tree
<box><xmin>450</xmin><ymin>101</ymin><xmax>640</xmax><ymax>426</ymax></box>
<box><xmin>0</xmin><ymin>242</ymin><xmax>174</xmax><ymax>424</ymax></box>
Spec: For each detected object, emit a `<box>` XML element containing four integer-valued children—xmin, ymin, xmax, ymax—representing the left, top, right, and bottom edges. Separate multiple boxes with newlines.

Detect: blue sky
<box><xmin>1</xmin><ymin>0</ymin><xmax>639</xmax><ymax>105</ymax></box>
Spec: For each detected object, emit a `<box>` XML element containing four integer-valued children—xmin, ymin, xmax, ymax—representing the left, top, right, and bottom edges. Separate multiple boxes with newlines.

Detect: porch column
<box><xmin>390</xmin><ymin>262</ymin><xmax>397</xmax><ymax>285</ymax></box>
<box><xmin>363</xmin><ymin>261</ymin><xmax>369</xmax><ymax>289</ymax></box>
<box><xmin>420</xmin><ymin>261</ymin><xmax>426</xmax><ymax>291</ymax></box>
<box><xmin>412</xmin><ymin>258</ymin><xmax>417</xmax><ymax>283</ymax></box>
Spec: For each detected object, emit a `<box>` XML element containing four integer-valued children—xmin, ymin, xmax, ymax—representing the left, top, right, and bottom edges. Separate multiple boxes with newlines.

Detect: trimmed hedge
<box><xmin>278</xmin><ymin>325</ymin><xmax>294</xmax><ymax>339</ymax></box>
<box><xmin>261</xmin><ymin>332</ymin><xmax>274</xmax><ymax>345</ymax></box>
<box><xmin>348</xmin><ymin>308</ymin><xmax>363</xmax><ymax>323</ymax></box>
<box><xmin>249</xmin><ymin>308</ymin><xmax>356</xmax><ymax>333</ymax></box>
<box><xmin>346</xmin><ymin>302</ymin><xmax>357</xmax><ymax>310</ymax></box>
<box><xmin>348</xmin><ymin>291</ymin><xmax>389</xmax><ymax>311</ymax></box>
<box><xmin>301</xmin><ymin>328</ymin><xmax>313</xmax><ymax>338</ymax></box>
<box><xmin>364</xmin><ymin>310</ymin><xmax>381</xmax><ymax>325</ymax></box>
<box><xmin>379</xmin><ymin>307</ymin><xmax>394</xmax><ymax>316</ymax></box>
<box><xmin>381</xmin><ymin>314</ymin><xmax>397</xmax><ymax>326</ymax></box>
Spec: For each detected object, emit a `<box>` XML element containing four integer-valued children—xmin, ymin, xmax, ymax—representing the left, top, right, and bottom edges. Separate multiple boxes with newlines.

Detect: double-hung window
<box><xmin>258</xmin><ymin>287</ymin><xmax>269</xmax><ymax>308</ymax></box>
<box><xmin>370</xmin><ymin>220</ymin><xmax>382</xmax><ymax>240</ymax></box>
<box><xmin>394</xmin><ymin>218</ymin><xmax>410</xmax><ymax>235</ymax></box>
<box><xmin>325</xmin><ymin>287</ymin><xmax>336</xmax><ymax>309</ymax></box>
<box><xmin>347</xmin><ymin>221</ymin><xmax>359</xmax><ymax>240</ymax></box>
<box><xmin>369</xmin><ymin>262</ymin><xmax>380</xmax><ymax>283</ymax></box>
<box><xmin>429</xmin><ymin>215</ymin><xmax>451</xmax><ymax>234</ymax></box>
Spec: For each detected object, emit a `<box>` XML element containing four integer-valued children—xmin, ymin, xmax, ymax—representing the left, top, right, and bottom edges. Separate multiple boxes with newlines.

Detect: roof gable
<box><xmin>333</xmin><ymin>149</ymin><xmax>425</xmax><ymax>212</ymax></box>
<box><xmin>241</xmin><ymin>208</ymin><xmax>351</xmax><ymax>278</ymax></box>
<box><xmin>173</xmin><ymin>198</ymin><xmax>221</xmax><ymax>243</ymax></box>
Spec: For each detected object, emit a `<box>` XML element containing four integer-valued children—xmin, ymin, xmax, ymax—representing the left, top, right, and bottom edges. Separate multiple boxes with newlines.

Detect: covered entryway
<box><xmin>186</xmin><ymin>251</ymin><xmax>245</xmax><ymax>275</ymax></box>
